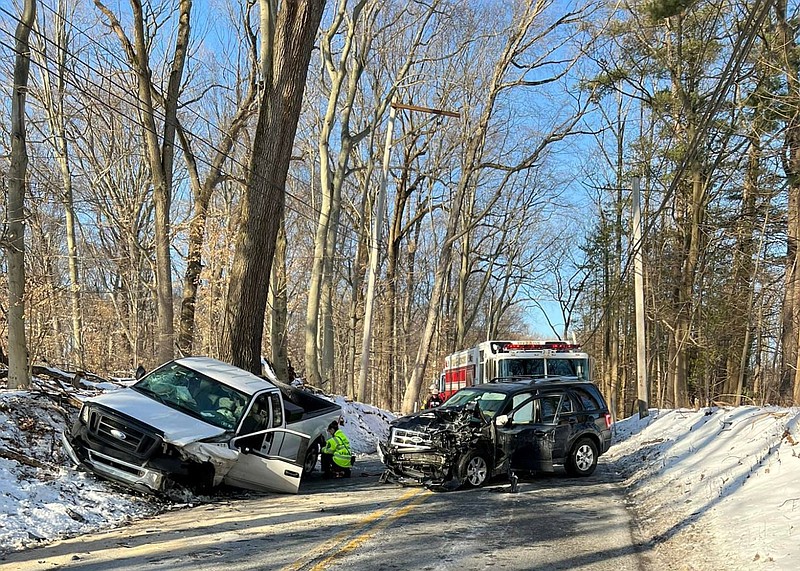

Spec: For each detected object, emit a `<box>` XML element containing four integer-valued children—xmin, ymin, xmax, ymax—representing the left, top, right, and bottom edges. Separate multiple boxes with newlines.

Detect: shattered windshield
<box><xmin>441</xmin><ymin>389</ymin><xmax>507</xmax><ymax>418</ymax></box>
<box><xmin>133</xmin><ymin>363</ymin><xmax>249</xmax><ymax>430</ymax></box>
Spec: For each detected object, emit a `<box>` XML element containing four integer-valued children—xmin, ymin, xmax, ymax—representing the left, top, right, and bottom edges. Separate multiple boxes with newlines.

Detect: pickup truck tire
<box><xmin>566</xmin><ymin>437</ymin><xmax>598</xmax><ymax>477</ymax></box>
<box><xmin>457</xmin><ymin>450</ymin><xmax>489</xmax><ymax>488</ymax></box>
<box><xmin>303</xmin><ymin>442</ymin><xmax>320</xmax><ymax>475</ymax></box>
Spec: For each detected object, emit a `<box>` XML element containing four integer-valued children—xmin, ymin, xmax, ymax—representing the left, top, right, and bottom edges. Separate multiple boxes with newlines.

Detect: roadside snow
<box><xmin>607</xmin><ymin>407</ymin><xmax>800</xmax><ymax>570</ymax></box>
<box><xmin>0</xmin><ymin>391</ymin><xmax>157</xmax><ymax>552</ymax></box>
<box><xmin>2</xmin><ymin>379</ymin><xmax>799</xmax><ymax>570</ymax></box>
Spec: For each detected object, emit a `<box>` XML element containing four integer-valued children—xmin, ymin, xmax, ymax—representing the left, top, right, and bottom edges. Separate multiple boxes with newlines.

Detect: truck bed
<box><xmin>274</xmin><ymin>380</ymin><xmax>341</xmax><ymax>424</ymax></box>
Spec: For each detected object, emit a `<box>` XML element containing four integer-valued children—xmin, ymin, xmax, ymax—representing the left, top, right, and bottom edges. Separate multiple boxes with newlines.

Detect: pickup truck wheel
<box><xmin>303</xmin><ymin>442</ymin><xmax>320</xmax><ymax>475</ymax></box>
<box><xmin>566</xmin><ymin>437</ymin><xmax>598</xmax><ymax>477</ymax></box>
<box><xmin>457</xmin><ymin>451</ymin><xmax>489</xmax><ymax>488</ymax></box>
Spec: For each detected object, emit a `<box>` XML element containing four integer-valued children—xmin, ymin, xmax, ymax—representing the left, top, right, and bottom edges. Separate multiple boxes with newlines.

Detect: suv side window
<box><xmin>539</xmin><ymin>394</ymin><xmax>562</xmax><ymax>423</ymax></box>
<box><xmin>560</xmin><ymin>394</ymin><xmax>574</xmax><ymax>414</ymax></box>
<box><xmin>510</xmin><ymin>392</ymin><xmax>569</xmax><ymax>424</ymax></box>
<box><xmin>573</xmin><ymin>387</ymin><xmax>601</xmax><ymax>411</ymax></box>
<box><xmin>510</xmin><ymin>392</ymin><xmax>536</xmax><ymax>424</ymax></box>
<box><xmin>513</xmin><ymin>400</ymin><xmax>535</xmax><ymax>423</ymax></box>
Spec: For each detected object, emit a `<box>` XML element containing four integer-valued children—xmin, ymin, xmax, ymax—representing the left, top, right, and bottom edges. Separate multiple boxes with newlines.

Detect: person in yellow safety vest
<box><xmin>321</xmin><ymin>420</ymin><xmax>352</xmax><ymax>478</ymax></box>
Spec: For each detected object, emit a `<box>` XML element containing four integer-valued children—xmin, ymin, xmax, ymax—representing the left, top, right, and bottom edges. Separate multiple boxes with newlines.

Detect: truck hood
<box><xmin>85</xmin><ymin>388</ymin><xmax>227</xmax><ymax>445</ymax></box>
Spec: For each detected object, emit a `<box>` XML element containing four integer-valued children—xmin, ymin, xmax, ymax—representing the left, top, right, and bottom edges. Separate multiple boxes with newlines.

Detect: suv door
<box><xmin>496</xmin><ymin>391</ymin><xmax>570</xmax><ymax>473</ymax></box>
<box><xmin>225</xmin><ymin>427</ymin><xmax>310</xmax><ymax>493</ymax></box>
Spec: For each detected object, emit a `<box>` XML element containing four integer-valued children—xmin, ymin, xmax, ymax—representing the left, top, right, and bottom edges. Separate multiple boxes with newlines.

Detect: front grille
<box><xmin>398</xmin><ymin>452</ymin><xmax>444</xmax><ymax>464</ymax></box>
<box><xmin>390</xmin><ymin>428</ymin><xmax>432</xmax><ymax>449</ymax></box>
<box><xmin>87</xmin><ymin>408</ymin><xmax>161</xmax><ymax>459</ymax></box>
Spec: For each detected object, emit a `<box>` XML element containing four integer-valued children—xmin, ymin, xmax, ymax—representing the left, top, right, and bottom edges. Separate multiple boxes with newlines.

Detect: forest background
<box><xmin>3</xmin><ymin>0</ymin><xmax>800</xmax><ymax>417</ymax></box>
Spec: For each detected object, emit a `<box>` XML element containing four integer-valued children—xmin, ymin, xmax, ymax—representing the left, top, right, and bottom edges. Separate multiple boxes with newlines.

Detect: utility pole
<box><xmin>632</xmin><ymin>177</ymin><xmax>648</xmax><ymax>418</ymax></box>
<box><xmin>357</xmin><ymin>100</ymin><xmax>459</xmax><ymax>402</ymax></box>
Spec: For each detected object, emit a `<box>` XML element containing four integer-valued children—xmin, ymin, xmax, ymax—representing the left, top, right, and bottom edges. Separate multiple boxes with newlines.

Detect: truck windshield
<box><xmin>498</xmin><ymin>358</ymin><xmax>587</xmax><ymax>378</ymax></box>
<box><xmin>132</xmin><ymin>363</ymin><xmax>249</xmax><ymax>430</ymax></box>
<box><xmin>442</xmin><ymin>389</ymin><xmax>507</xmax><ymax>418</ymax></box>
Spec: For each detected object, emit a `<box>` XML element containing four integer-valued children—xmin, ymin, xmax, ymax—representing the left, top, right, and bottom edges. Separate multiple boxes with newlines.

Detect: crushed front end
<box><xmin>379</xmin><ymin>407</ymin><xmax>488</xmax><ymax>489</ymax></box>
<box><xmin>63</xmin><ymin>401</ymin><xmax>235</xmax><ymax>495</ymax></box>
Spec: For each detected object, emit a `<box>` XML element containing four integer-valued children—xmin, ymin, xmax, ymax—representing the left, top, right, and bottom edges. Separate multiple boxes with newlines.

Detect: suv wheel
<box><xmin>458</xmin><ymin>451</ymin><xmax>489</xmax><ymax>488</ymax></box>
<box><xmin>566</xmin><ymin>437</ymin><xmax>598</xmax><ymax>477</ymax></box>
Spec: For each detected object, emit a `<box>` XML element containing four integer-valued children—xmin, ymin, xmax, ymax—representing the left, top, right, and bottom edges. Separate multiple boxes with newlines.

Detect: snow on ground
<box><xmin>0</xmin><ymin>391</ymin><xmax>159</xmax><ymax>553</ymax></box>
<box><xmin>607</xmin><ymin>407</ymin><xmax>800</xmax><ymax>570</ymax></box>
<box><xmin>1</xmin><ymin>376</ymin><xmax>799</xmax><ymax>570</ymax></box>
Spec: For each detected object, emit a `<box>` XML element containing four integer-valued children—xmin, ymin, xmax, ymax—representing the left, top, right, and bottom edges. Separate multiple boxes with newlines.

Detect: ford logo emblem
<box><xmin>410</xmin><ymin>436</ymin><xmax>424</xmax><ymax>444</ymax></box>
<box><xmin>109</xmin><ymin>429</ymin><xmax>127</xmax><ymax>441</ymax></box>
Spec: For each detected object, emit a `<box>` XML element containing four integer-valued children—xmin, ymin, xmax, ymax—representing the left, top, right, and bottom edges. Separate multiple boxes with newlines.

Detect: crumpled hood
<box><xmin>392</xmin><ymin>406</ymin><xmax>472</xmax><ymax>432</ymax></box>
<box><xmin>85</xmin><ymin>388</ymin><xmax>227</xmax><ymax>445</ymax></box>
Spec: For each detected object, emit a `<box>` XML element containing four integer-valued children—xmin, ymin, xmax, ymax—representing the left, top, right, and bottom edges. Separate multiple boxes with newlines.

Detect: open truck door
<box><xmin>226</xmin><ymin>427</ymin><xmax>310</xmax><ymax>494</ymax></box>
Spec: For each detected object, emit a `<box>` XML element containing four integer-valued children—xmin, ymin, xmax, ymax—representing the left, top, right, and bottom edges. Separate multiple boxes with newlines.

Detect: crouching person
<box><xmin>321</xmin><ymin>420</ymin><xmax>352</xmax><ymax>478</ymax></box>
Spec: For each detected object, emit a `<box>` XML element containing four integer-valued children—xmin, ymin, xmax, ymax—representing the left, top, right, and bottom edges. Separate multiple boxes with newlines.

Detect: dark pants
<box><xmin>321</xmin><ymin>453</ymin><xmax>350</xmax><ymax>477</ymax></box>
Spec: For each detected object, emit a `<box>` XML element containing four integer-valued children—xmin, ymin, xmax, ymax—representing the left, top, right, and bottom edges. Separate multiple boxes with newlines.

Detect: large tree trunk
<box><xmin>221</xmin><ymin>0</ymin><xmax>326</xmax><ymax>374</ymax></box>
<box><xmin>5</xmin><ymin>0</ymin><xmax>36</xmax><ymax>389</ymax></box>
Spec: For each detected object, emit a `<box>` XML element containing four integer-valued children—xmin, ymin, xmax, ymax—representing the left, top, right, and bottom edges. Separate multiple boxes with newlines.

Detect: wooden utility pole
<box><xmin>633</xmin><ymin>177</ymin><xmax>648</xmax><ymax>417</ymax></box>
<box><xmin>357</xmin><ymin>100</ymin><xmax>398</xmax><ymax>402</ymax></box>
<box><xmin>358</xmin><ymin>100</ymin><xmax>459</xmax><ymax>403</ymax></box>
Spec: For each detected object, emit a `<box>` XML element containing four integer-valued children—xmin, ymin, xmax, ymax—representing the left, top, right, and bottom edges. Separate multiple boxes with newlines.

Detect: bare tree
<box><xmin>32</xmin><ymin>0</ymin><xmax>84</xmax><ymax>369</ymax></box>
<box><xmin>306</xmin><ymin>0</ymin><xmax>374</xmax><ymax>388</ymax></box>
<box><xmin>175</xmin><ymin>0</ymin><xmax>260</xmax><ymax>356</ymax></box>
<box><xmin>3</xmin><ymin>0</ymin><xmax>37</xmax><ymax>388</ymax></box>
<box><xmin>94</xmin><ymin>0</ymin><xmax>192</xmax><ymax>363</ymax></box>
<box><xmin>221</xmin><ymin>0</ymin><xmax>326</xmax><ymax>373</ymax></box>
<box><xmin>401</xmin><ymin>0</ymin><xmax>594</xmax><ymax>413</ymax></box>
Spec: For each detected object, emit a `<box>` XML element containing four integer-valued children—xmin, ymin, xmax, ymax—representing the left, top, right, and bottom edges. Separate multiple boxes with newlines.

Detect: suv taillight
<box><xmin>604</xmin><ymin>413</ymin><xmax>613</xmax><ymax>429</ymax></box>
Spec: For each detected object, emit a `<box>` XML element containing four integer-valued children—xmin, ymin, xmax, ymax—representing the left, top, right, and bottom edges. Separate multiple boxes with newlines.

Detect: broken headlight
<box><xmin>79</xmin><ymin>404</ymin><xmax>90</xmax><ymax>425</ymax></box>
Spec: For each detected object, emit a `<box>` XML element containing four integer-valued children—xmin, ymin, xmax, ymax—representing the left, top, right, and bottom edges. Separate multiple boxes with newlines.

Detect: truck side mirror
<box><xmin>495</xmin><ymin>414</ymin><xmax>510</xmax><ymax>427</ymax></box>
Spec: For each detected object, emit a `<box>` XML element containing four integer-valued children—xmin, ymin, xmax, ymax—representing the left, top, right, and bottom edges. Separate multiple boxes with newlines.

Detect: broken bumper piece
<box><xmin>379</xmin><ymin>446</ymin><xmax>452</xmax><ymax>488</ymax></box>
<box><xmin>61</xmin><ymin>431</ymin><xmax>165</xmax><ymax>493</ymax></box>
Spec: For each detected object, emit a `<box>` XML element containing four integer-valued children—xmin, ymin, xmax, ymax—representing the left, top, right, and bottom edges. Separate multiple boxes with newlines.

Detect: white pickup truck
<box><xmin>61</xmin><ymin>357</ymin><xmax>341</xmax><ymax>495</ymax></box>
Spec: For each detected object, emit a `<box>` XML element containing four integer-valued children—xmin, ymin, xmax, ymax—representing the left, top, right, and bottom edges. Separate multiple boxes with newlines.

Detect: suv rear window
<box><xmin>572</xmin><ymin>387</ymin><xmax>602</xmax><ymax>411</ymax></box>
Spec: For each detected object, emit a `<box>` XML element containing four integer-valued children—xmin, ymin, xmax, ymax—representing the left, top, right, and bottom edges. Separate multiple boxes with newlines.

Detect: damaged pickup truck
<box><xmin>379</xmin><ymin>378</ymin><xmax>612</xmax><ymax>490</ymax></box>
<box><xmin>62</xmin><ymin>357</ymin><xmax>341</xmax><ymax>495</ymax></box>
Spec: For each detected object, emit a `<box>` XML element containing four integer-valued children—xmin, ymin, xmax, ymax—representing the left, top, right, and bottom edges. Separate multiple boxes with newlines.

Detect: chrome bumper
<box><xmin>61</xmin><ymin>431</ymin><xmax>165</xmax><ymax>492</ymax></box>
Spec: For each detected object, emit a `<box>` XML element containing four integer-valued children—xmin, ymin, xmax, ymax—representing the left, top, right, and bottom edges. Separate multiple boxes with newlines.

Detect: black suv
<box><xmin>379</xmin><ymin>377</ymin><xmax>612</xmax><ymax>490</ymax></box>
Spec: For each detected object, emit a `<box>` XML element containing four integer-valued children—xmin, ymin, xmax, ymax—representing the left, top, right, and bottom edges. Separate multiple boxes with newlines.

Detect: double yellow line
<box><xmin>282</xmin><ymin>488</ymin><xmax>432</xmax><ymax>571</ymax></box>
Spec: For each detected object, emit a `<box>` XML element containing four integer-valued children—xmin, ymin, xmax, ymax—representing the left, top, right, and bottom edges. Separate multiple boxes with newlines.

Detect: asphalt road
<box><xmin>0</xmin><ymin>458</ymin><xmax>656</xmax><ymax>571</ymax></box>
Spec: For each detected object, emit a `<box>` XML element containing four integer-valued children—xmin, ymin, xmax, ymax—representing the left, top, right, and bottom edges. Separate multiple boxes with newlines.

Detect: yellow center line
<box><xmin>309</xmin><ymin>490</ymin><xmax>432</xmax><ymax>570</ymax></box>
<box><xmin>281</xmin><ymin>488</ymin><xmax>428</xmax><ymax>571</ymax></box>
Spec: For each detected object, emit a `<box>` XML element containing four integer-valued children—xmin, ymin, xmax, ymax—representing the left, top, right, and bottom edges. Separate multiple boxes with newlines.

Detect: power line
<box><xmin>0</xmin><ymin>4</ymin><xmax>364</xmax><ymax>248</ymax></box>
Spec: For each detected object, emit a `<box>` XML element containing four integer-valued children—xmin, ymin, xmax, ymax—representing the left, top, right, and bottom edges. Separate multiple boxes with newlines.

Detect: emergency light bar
<box><xmin>501</xmin><ymin>341</ymin><xmax>582</xmax><ymax>352</ymax></box>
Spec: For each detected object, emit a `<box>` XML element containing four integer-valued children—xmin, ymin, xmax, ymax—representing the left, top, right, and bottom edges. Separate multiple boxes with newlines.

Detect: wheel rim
<box><xmin>466</xmin><ymin>456</ymin><xmax>488</xmax><ymax>485</ymax></box>
<box><xmin>575</xmin><ymin>444</ymin><xmax>595</xmax><ymax>472</ymax></box>
<box><xmin>304</xmin><ymin>445</ymin><xmax>318</xmax><ymax>473</ymax></box>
